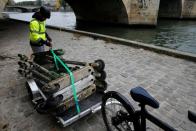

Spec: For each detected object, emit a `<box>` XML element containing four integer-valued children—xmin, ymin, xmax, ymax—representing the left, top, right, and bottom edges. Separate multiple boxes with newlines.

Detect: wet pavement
<box><xmin>0</xmin><ymin>20</ymin><xmax>196</xmax><ymax>131</ymax></box>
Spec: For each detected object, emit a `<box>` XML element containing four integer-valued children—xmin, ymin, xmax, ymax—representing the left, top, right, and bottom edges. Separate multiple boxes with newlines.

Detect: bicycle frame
<box><xmin>101</xmin><ymin>90</ymin><xmax>177</xmax><ymax>131</ymax></box>
<box><xmin>133</xmin><ymin>104</ymin><xmax>177</xmax><ymax>131</ymax></box>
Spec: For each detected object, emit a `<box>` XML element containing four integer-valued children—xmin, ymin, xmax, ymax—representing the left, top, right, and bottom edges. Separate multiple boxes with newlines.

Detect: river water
<box><xmin>76</xmin><ymin>17</ymin><xmax>196</xmax><ymax>54</ymax></box>
<box><xmin>6</xmin><ymin>12</ymin><xmax>196</xmax><ymax>54</ymax></box>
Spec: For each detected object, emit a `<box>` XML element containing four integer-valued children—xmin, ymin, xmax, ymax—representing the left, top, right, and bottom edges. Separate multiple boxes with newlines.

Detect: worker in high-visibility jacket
<box><xmin>29</xmin><ymin>6</ymin><xmax>52</xmax><ymax>53</ymax></box>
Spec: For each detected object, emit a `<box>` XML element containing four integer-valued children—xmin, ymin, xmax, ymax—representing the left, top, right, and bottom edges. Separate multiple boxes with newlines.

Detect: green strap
<box><xmin>50</xmin><ymin>49</ymin><xmax>81</xmax><ymax>113</ymax></box>
<box><xmin>52</xmin><ymin>53</ymin><xmax>59</xmax><ymax>71</ymax></box>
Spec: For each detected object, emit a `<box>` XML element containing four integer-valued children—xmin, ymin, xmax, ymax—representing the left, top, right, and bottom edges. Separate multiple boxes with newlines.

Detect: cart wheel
<box><xmin>25</xmin><ymin>82</ymin><xmax>33</xmax><ymax>100</ymax></box>
<box><xmin>94</xmin><ymin>59</ymin><xmax>105</xmax><ymax>72</ymax></box>
<box><xmin>95</xmin><ymin>80</ymin><xmax>108</xmax><ymax>93</ymax></box>
<box><xmin>95</xmin><ymin>70</ymin><xmax>107</xmax><ymax>80</ymax></box>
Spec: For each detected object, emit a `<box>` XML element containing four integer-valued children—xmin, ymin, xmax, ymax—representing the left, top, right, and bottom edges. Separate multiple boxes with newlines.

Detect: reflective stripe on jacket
<box><xmin>29</xmin><ymin>19</ymin><xmax>46</xmax><ymax>45</ymax></box>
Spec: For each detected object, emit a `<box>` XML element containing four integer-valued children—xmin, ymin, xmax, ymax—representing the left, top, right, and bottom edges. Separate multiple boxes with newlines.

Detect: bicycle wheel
<box><xmin>102</xmin><ymin>91</ymin><xmax>139</xmax><ymax>131</ymax></box>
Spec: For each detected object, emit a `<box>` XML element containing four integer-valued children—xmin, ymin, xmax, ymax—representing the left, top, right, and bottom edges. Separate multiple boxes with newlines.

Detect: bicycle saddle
<box><xmin>130</xmin><ymin>86</ymin><xmax>159</xmax><ymax>108</ymax></box>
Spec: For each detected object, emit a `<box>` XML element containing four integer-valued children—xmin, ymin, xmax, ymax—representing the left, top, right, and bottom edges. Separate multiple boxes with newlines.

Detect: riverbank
<box><xmin>0</xmin><ymin>20</ymin><xmax>196</xmax><ymax>131</ymax></box>
<box><xmin>5</xmin><ymin>12</ymin><xmax>196</xmax><ymax>54</ymax></box>
<box><xmin>3</xmin><ymin>13</ymin><xmax>196</xmax><ymax>62</ymax></box>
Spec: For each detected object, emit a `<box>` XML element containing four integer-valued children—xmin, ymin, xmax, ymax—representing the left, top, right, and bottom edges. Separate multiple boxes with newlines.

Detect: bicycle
<box><xmin>101</xmin><ymin>86</ymin><xmax>177</xmax><ymax>131</ymax></box>
<box><xmin>188</xmin><ymin>110</ymin><xmax>196</xmax><ymax>124</ymax></box>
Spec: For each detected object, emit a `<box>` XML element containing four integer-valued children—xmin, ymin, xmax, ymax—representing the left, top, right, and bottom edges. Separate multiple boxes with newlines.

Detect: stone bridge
<box><xmin>66</xmin><ymin>0</ymin><xmax>196</xmax><ymax>26</ymax></box>
<box><xmin>5</xmin><ymin>6</ymin><xmax>39</xmax><ymax>13</ymax></box>
<box><xmin>65</xmin><ymin>0</ymin><xmax>160</xmax><ymax>25</ymax></box>
<box><xmin>1</xmin><ymin>0</ymin><xmax>196</xmax><ymax>25</ymax></box>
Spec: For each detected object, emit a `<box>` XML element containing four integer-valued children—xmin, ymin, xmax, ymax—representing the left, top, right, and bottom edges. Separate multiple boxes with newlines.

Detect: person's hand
<box><xmin>46</xmin><ymin>41</ymin><xmax>52</xmax><ymax>47</ymax></box>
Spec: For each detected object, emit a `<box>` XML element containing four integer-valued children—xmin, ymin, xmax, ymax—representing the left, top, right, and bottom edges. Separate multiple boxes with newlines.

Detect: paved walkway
<box><xmin>0</xmin><ymin>20</ymin><xmax>196</xmax><ymax>131</ymax></box>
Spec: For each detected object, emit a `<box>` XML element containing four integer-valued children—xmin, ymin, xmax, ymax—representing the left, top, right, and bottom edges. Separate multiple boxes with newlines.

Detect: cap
<box><xmin>40</xmin><ymin>6</ymin><xmax>51</xmax><ymax>19</ymax></box>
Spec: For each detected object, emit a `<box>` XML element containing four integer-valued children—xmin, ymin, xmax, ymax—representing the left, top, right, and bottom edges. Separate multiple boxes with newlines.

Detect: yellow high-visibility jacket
<box><xmin>29</xmin><ymin>19</ymin><xmax>46</xmax><ymax>45</ymax></box>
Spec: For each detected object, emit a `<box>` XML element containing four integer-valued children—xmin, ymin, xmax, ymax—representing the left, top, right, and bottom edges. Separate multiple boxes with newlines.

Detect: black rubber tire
<box><xmin>42</xmin><ymin>84</ymin><xmax>60</xmax><ymax>94</ymax></box>
<box><xmin>55</xmin><ymin>105</ymin><xmax>67</xmax><ymax>117</ymax></box>
<box><xmin>46</xmin><ymin>95</ymin><xmax>63</xmax><ymax>108</ymax></box>
<box><xmin>94</xmin><ymin>59</ymin><xmax>105</xmax><ymax>72</ymax></box>
<box><xmin>96</xmin><ymin>70</ymin><xmax>107</xmax><ymax>80</ymax></box>
<box><xmin>101</xmin><ymin>91</ymin><xmax>139</xmax><ymax>131</ymax></box>
<box><xmin>36</xmin><ymin>95</ymin><xmax>63</xmax><ymax>114</ymax></box>
<box><xmin>188</xmin><ymin>110</ymin><xmax>196</xmax><ymax>123</ymax></box>
<box><xmin>95</xmin><ymin>80</ymin><xmax>108</xmax><ymax>93</ymax></box>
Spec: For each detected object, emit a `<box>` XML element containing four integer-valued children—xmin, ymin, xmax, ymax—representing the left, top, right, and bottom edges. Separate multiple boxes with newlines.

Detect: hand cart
<box><xmin>17</xmin><ymin>49</ymin><xmax>107</xmax><ymax>127</ymax></box>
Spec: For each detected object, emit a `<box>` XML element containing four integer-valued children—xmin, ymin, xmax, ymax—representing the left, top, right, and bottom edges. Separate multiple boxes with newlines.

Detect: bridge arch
<box><xmin>158</xmin><ymin>0</ymin><xmax>182</xmax><ymax>18</ymax></box>
<box><xmin>158</xmin><ymin>0</ymin><xmax>196</xmax><ymax>19</ymax></box>
<box><xmin>65</xmin><ymin>0</ymin><xmax>129</xmax><ymax>25</ymax></box>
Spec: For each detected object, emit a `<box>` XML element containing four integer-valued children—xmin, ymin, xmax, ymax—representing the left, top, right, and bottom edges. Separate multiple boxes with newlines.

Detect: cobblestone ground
<box><xmin>0</xmin><ymin>20</ymin><xmax>196</xmax><ymax>131</ymax></box>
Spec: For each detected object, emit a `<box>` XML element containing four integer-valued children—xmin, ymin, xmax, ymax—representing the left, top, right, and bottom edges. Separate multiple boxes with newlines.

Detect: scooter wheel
<box><xmin>96</xmin><ymin>70</ymin><xmax>107</xmax><ymax>80</ymax></box>
<box><xmin>46</xmin><ymin>95</ymin><xmax>63</xmax><ymax>108</ymax></box>
<box><xmin>42</xmin><ymin>84</ymin><xmax>60</xmax><ymax>94</ymax></box>
<box><xmin>95</xmin><ymin>80</ymin><xmax>108</xmax><ymax>93</ymax></box>
<box><xmin>94</xmin><ymin>59</ymin><xmax>105</xmax><ymax>72</ymax></box>
<box><xmin>36</xmin><ymin>102</ymin><xmax>48</xmax><ymax>114</ymax></box>
<box><xmin>55</xmin><ymin>105</ymin><xmax>67</xmax><ymax>117</ymax></box>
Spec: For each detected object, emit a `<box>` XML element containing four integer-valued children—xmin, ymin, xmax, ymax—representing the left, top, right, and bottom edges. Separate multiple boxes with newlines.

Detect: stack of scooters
<box><xmin>17</xmin><ymin>49</ymin><xmax>107</xmax><ymax>116</ymax></box>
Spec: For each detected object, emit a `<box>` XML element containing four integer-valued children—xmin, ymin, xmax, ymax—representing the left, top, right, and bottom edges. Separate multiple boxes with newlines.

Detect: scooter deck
<box><xmin>57</xmin><ymin>92</ymin><xmax>103</xmax><ymax>127</ymax></box>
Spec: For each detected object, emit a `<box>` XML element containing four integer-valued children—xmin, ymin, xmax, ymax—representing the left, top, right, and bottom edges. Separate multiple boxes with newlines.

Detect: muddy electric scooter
<box><xmin>17</xmin><ymin>49</ymin><xmax>107</xmax><ymax>127</ymax></box>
